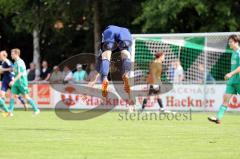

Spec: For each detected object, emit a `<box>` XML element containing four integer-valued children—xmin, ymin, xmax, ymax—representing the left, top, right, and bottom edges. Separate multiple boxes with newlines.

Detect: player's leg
<box><xmin>0</xmin><ymin>90</ymin><xmax>9</xmax><ymax>113</ymax></box>
<box><xmin>208</xmin><ymin>84</ymin><xmax>233</xmax><ymax>124</ymax></box>
<box><xmin>157</xmin><ymin>98</ymin><xmax>164</xmax><ymax>111</ymax></box>
<box><xmin>0</xmin><ymin>82</ymin><xmax>11</xmax><ymax>115</ymax></box>
<box><xmin>23</xmin><ymin>94</ymin><xmax>40</xmax><ymax>114</ymax></box>
<box><xmin>100</xmin><ymin>50</ymin><xmax>112</xmax><ymax>97</ymax></box>
<box><xmin>154</xmin><ymin>85</ymin><xmax>164</xmax><ymax>111</ymax></box>
<box><xmin>100</xmin><ymin>28</ymin><xmax>116</xmax><ymax>97</ymax></box>
<box><xmin>141</xmin><ymin>98</ymin><xmax>147</xmax><ymax>111</ymax></box>
<box><xmin>9</xmin><ymin>84</ymin><xmax>19</xmax><ymax>112</ymax></box>
<box><xmin>17</xmin><ymin>95</ymin><xmax>27</xmax><ymax>111</ymax></box>
<box><xmin>121</xmin><ymin>50</ymin><xmax>131</xmax><ymax>94</ymax></box>
<box><xmin>119</xmin><ymin>28</ymin><xmax>132</xmax><ymax>94</ymax></box>
<box><xmin>19</xmin><ymin>85</ymin><xmax>40</xmax><ymax>114</ymax></box>
<box><xmin>142</xmin><ymin>85</ymin><xmax>153</xmax><ymax>111</ymax></box>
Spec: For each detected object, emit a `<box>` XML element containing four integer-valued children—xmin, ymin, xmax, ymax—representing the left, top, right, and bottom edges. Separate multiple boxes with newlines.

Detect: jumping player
<box><xmin>208</xmin><ymin>34</ymin><xmax>240</xmax><ymax>124</ymax></box>
<box><xmin>9</xmin><ymin>48</ymin><xmax>40</xmax><ymax>115</ymax></box>
<box><xmin>142</xmin><ymin>52</ymin><xmax>165</xmax><ymax>112</ymax></box>
<box><xmin>0</xmin><ymin>51</ymin><xmax>27</xmax><ymax>113</ymax></box>
<box><xmin>89</xmin><ymin>25</ymin><xmax>132</xmax><ymax>97</ymax></box>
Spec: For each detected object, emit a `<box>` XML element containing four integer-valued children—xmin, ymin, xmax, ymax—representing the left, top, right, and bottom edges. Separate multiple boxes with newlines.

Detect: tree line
<box><xmin>0</xmin><ymin>0</ymin><xmax>239</xmax><ymax>68</ymax></box>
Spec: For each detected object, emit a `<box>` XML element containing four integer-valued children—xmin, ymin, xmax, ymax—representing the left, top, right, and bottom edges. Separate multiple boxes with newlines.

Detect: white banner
<box><xmin>11</xmin><ymin>83</ymin><xmax>240</xmax><ymax>111</ymax></box>
<box><xmin>51</xmin><ymin>84</ymin><xmax>240</xmax><ymax>112</ymax></box>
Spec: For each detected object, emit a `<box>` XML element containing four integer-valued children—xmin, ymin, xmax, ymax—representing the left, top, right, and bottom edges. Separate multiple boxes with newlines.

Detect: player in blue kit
<box><xmin>89</xmin><ymin>25</ymin><xmax>133</xmax><ymax>97</ymax></box>
<box><xmin>0</xmin><ymin>50</ymin><xmax>27</xmax><ymax>115</ymax></box>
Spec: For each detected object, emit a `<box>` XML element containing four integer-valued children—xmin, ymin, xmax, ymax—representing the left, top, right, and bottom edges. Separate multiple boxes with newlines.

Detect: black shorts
<box><xmin>148</xmin><ymin>85</ymin><xmax>161</xmax><ymax>95</ymax></box>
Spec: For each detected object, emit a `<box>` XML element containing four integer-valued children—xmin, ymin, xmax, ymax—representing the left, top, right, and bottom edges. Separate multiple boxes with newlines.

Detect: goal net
<box><xmin>132</xmin><ymin>32</ymin><xmax>240</xmax><ymax>85</ymax></box>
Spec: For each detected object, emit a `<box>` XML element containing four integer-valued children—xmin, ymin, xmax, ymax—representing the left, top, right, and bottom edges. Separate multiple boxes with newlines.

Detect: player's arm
<box><xmin>9</xmin><ymin>64</ymin><xmax>23</xmax><ymax>86</ymax></box>
<box><xmin>1</xmin><ymin>61</ymin><xmax>13</xmax><ymax>72</ymax></box>
<box><xmin>225</xmin><ymin>66</ymin><xmax>240</xmax><ymax>80</ymax></box>
<box><xmin>1</xmin><ymin>67</ymin><xmax>12</xmax><ymax>72</ymax></box>
<box><xmin>9</xmin><ymin>72</ymin><xmax>22</xmax><ymax>86</ymax></box>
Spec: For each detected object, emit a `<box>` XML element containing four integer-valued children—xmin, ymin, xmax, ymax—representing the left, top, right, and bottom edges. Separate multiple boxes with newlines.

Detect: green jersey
<box><xmin>227</xmin><ymin>48</ymin><xmax>240</xmax><ymax>85</ymax></box>
<box><xmin>13</xmin><ymin>58</ymin><xmax>28</xmax><ymax>86</ymax></box>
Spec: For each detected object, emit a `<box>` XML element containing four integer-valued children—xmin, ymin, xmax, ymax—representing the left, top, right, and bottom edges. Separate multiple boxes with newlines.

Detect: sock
<box><xmin>142</xmin><ymin>98</ymin><xmax>147</xmax><ymax>110</ymax></box>
<box><xmin>122</xmin><ymin>58</ymin><xmax>131</xmax><ymax>74</ymax></box>
<box><xmin>28</xmin><ymin>98</ymin><xmax>39</xmax><ymax>112</ymax></box>
<box><xmin>95</xmin><ymin>55</ymin><xmax>101</xmax><ymax>73</ymax></box>
<box><xmin>0</xmin><ymin>98</ymin><xmax>9</xmax><ymax>112</ymax></box>
<box><xmin>216</xmin><ymin>105</ymin><xmax>227</xmax><ymax>120</ymax></box>
<box><xmin>9</xmin><ymin>98</ymin><xmax>15</xmax><ymax>112</ymax></box>
<box><xmin>18</xmin><ymin>96</ymin><xmax>26</xmax><ymax>105</ymax></box>
<box><xmin>157</xmin><ymin>98</ymin><xmax>164</xmax><ymax>109</ymax></box>
<box><xmin>100</xmin><ymin>59</ymin><xmax>110</xmax><ymax>78</ymax></box>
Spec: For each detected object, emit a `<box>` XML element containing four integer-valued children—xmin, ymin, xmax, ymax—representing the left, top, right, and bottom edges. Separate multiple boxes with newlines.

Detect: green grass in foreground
<box><xmin>0</xmin><ymin>110</ymin><xmax>239</xmax><ymax>159</ymax></box>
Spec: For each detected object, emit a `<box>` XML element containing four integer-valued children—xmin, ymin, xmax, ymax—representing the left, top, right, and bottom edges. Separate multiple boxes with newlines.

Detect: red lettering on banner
<box><xmin>228</xmin><ymin>96</ymin><xmax>240</xmax><ymax>109</ymax></box>
<box><xmin>28</xmin><ymin>85</ymin><xmax>34</xmax><ymax>98</ymax></box>
<box><xmin>37</xmin><ymin>85</ymin><xmax>50</xmax><ymax>105</ymax></box>
<box><xmin>166</xmin><ymin>96</ymin><xmax>215</xmax><ymax>108</ymax></box>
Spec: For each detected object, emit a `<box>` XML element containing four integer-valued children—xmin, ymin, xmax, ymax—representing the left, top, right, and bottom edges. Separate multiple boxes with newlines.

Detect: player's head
<box><xmin>155</xmin><ymin>52</ymin><xmax>165</xmax><ymax>61</ymax></box>
<box><xmin>0</xmin><ymin>50</ymin><xmax>8</xmax><ymax>61</ymax></box>
<box><xmin>228</xmin><ymin>34</ymin><xmax>240</xmax><ymax>50</ymax></box>
<box><xmin>11</xmin><ymin>48</ymin><xmax>21</xmax><ymax>60</ymax></box>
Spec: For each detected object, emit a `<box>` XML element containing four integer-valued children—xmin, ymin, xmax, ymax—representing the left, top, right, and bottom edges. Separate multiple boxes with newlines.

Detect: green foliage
<box><xmin>134</xmin><ymin>0</ymin><xmax>240</xmax><ymax>33</ymax></box>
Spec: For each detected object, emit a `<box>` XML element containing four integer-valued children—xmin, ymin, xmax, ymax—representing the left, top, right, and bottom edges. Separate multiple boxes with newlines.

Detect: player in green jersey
<box><xmin>208</xmin><ymin>35</ymin><xmax>240</xmax><ymax>124</ymax></box>
<box><xmin>9</xmin><ymin>48</ymin><xmax>40</xmax><ymax>115</ymax></box>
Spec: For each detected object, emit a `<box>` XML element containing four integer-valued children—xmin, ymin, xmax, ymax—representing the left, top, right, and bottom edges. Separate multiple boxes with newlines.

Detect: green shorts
<box><xmin>225</xmin><ymin>84</ymin><xmax>240</xmax><ymax>95</ymax></box>
<box><xmin>11</xmin><ymin>84</ymin><xmax>29</xmax><ymax>95</ymax></box>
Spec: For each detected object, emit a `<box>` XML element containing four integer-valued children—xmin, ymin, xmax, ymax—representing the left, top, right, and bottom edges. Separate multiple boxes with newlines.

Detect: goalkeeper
<box><xmin>89</xmin><ymin>25</ymin><xmax>132</xmax><ymax>97</ymax></box>
<box><xmin>208</xmin><ymin>34</ymin><xmax>240</xmax><ymax>124</ymax></box>
<box><xmin>141</xmin><ymin>52</ymin><xmax>165</xmax><ymax>112</ymax></box>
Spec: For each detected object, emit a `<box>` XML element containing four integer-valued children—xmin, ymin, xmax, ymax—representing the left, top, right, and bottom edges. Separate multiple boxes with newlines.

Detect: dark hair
<box><xmin>228</xmin><ymin>34</ymin><xmax>240</xmax><ymax>43</ymax></box>
<box><xmin>155</xmin><ymin>52</ymin><xmax>164</xmax><ymax>59</ymax></box>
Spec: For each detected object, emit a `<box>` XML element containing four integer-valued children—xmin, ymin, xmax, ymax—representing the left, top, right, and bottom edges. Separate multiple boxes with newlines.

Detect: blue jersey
<box><xmin>101</xmin><ymin>25</ymin><xmax>132</xmax><ymax>53</ymax></box>
<box><xmin>2</xmin><ymin>59</ymin><xmax>14</xmax><ymax>83</ymax></box>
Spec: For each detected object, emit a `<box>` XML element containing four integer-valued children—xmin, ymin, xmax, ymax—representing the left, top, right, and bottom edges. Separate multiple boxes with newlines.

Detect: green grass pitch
<box><xmin>0</xmin><ymin>110</ymin><xmax>239</xmax><ymax>159</ymax></box>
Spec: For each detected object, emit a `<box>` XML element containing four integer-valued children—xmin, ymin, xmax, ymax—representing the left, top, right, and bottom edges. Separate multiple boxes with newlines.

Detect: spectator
<box><xmin>168</xmin><ymin>61</ymin><xmax>175</xmax><ymax>82</ymax></box>
<box><xmin>27</xmin><ymin>63</ymin><xmax>40</xmax><ymax>81</ymax></box>
<box><xmin>62</xmin><ymin>66</ymin><xmax>73</xmax><ymax>83</ymax></box>
<box><xmin>73</xmin><ymin>64</ymin><xmax>87</xmax><ymax>83</ymax></box>
<box><xmin>40</xmin><ymin>60</ymin><xmax>51</xmax><ymax>81</ymax></box>
<box><xmin>50</xmin><ymin>66</ymin><xmax>63</xmax><ymax>83</ymax></box>
<box><xmin>173</xmin><ymin>59</ymin><xmax>184</xmax><ymax>83</ymax></box>
<box><xmin>197</xmin><ymin>63</ymin><xmax>215</xmax><ymax>84</ymax></box>
<box><xmin>87</xmin><ymin>63</ymin><xmax>101</xmax><ymax>82</ymax></box>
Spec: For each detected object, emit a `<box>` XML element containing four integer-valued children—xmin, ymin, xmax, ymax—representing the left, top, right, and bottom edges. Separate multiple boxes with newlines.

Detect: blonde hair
<box><xmin>11</xmin><ymin>48</ymin><xmax>21</xmax><ymax>56</ymax></box>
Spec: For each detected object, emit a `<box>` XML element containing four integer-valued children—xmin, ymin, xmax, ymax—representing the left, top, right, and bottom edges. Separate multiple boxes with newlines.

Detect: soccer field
<box><xmin>0</xmin><ymin>110</ymin><xmax>239</xmax><ymax>159</ymax></box>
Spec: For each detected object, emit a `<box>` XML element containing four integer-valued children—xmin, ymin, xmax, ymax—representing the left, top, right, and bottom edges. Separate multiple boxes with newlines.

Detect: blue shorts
<box><xmin>101</xmin><ymin>25</ymin><xmax>132</xmax><ymax>53</ymax></box>
<box><xmin>1</xmin><ymin>79</ymin><xmax>11</xmax><ymax>92</ymax></box>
